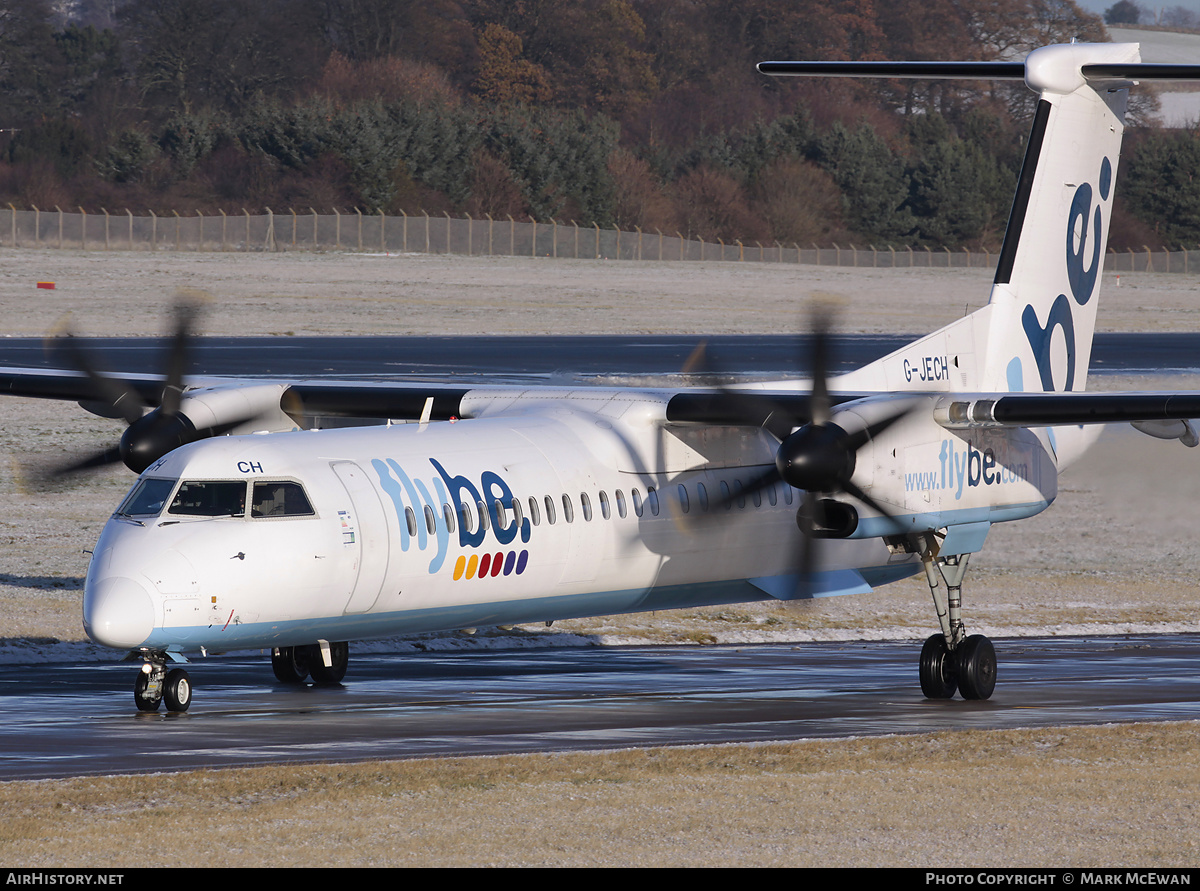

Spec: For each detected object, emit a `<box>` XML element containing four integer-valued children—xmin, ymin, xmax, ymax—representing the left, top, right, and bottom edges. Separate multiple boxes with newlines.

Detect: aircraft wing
<box><xmin>0</xmin><ymin>367</ymin><xmax>472</xmax><ymax>420</ymax></box>
<box><xmin>8</xmin><ymin>363</ymin><xmax>1200</xmax><ymax>429</ymax></box>
<box><xmin>0</xmin><ymin>367</ymin><xmax>166</xmax><ymax>406</ymax></box>
<box><xmin>935</xmin><ymin>392</ymin><xmax>1200</xmax><ymax>428</ymax></box>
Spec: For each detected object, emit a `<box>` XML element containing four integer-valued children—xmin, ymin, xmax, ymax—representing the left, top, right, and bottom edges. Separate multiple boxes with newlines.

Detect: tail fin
<box><xmin>980</xmin><ymin>43</ymin><xmax>1136</xmax><ymax>394</ymax></box>
<box><xmin>763</xmin><ymin>43</ymin><xmax>1200</xmax><ymax>395</ymax></box>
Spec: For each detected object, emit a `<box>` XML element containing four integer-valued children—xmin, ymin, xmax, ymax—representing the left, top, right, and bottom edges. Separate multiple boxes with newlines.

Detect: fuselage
<box><xmin>82</xmin><ymin>386</ymin><xmax>1063</xmax><ymax>655</ymax></box>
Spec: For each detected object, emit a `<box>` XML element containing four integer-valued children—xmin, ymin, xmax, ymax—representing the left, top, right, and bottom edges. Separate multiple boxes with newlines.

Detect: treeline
<box><xmin>0</xmin><ymin>0</ymin><xmax>1186</xmax><ymax>250</ymax></box>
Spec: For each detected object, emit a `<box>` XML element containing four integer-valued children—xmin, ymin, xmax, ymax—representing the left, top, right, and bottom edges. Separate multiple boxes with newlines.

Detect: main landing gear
<box><xmin>134</xmin><ymin>653</ymin><xmax>192</xmax><ymax>713</ymax></box>
<box><xmin>272</xmin><ymin>641</ymin><xmax>349</xmax><ymax>685</ymax></box>
<box><xmin>916</xmin><ymin>543</ymin><xmax>997</xmax><ymax>701</ymax></box>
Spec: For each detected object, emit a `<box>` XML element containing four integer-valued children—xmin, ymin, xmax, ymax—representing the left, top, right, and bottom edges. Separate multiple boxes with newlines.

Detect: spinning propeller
<box><xmin>691</xmin><ymin>311</ymin><xmax>914</xmax><ymax>594</ymax></box>
<box><xmin>45</xmin><ymin>300</ymin><xmax>258</xmax><ymax>479</ymax></box>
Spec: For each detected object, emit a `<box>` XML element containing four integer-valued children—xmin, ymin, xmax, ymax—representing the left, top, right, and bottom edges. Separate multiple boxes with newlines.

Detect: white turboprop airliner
<box><xmin>5</xmin><ymin>41</ymin><xmax>1200</xmax><ymax>713</ymax></box>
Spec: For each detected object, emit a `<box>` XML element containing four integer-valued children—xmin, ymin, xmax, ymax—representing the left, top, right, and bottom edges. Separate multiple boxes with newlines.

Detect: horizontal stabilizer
<box><xmin>757</xmin><ymin>61</ymin><xmax>1025</xmax><ymax>79</ymax></box>
<box><xmin>1081</xmin><ymin>63</ymin><xmax>1200</xmax><ymax>81</ymax></box>
<box><xmin>759</xmin><ymin>60</ymin><xmax>1200</xmax><ymax>83</ymax></box>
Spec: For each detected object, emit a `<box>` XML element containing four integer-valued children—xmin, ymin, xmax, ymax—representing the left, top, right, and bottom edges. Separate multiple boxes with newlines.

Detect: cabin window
<box><xmin>599</xmin><ymin>490</ymin><xmax>611</xmax><ymax>520</ymax></box>
<box><xmin>460</xmin><ymin>501</ymin><xmax>474</xmax><ymax>533</ymax></box>
<box><xmin>424</xmin><ymin>504</ymin><xmax>437</xmax><ymax>534</ymax></box>
<box><xmin>477</xmin><ymin>500</ymin><xmax>490</xmax><ymax>531</ymax></box>
<box><xmin>562</xmin><ymin>493</ymin><xmax>575</xmax><ymax>523</ymax></box>
<box><xmin>767</xmin><ymin>484</ymin><xmax>777</xmax><ymax>507</ymax></box>
<box><xmin>118</xmin><ymin>477</ymin><xmax>177</xmax><ymax>518</ymax></box>
<box><xmin>752</xmin><ymin>486</ymin><xmax>762</xmax><ymax>508</ymax></box>
<box><xmin>580</xmin><ymin>492</ymin><xmax>592</xmax><ymax>521</ymax></box>
<box><xmin>494</xmin><ymin>499</ymin><xmax>508</xmax><ymax>530</ymax></box>
<box><xmin>647</xmin><ymin>486</ymin><xmax>660</xmax><ymax>516</ymax></box>
<box><xmin>696</xmin><ymin>482</ymin><xmax>709</xmax><ymax>512</ymax></box>
<box><xmin>443</xmin><ymin>503</ymin><xmax>456</xmax><ymax>533</ymax></box>
<box><xmin>632</xmin><ymin>488</ymin><xmax>643</xmax><ymax>518</ymax></box>
<box><xmin>677</xmin><ymin>484</ymin><xmax>690</xmax><ymax>513</ymax></box>
<box><xmin>404</xmin><ymin>507</ymin><xmax>417</xmax><ymax>536</ymax></box>
<box><xmin>615</xmin><ymin>489</ymin><xmax>627</xmax><ymax>518</ymax></box>
<box><xmin>512</xmin><ymin>497</ymin><xmax>524</xmax><ymax>528</ymax></box>
<box><xmin>734</xmin><ymin>480</ymin><xmax>746</xmax><ymax>509</ymax></box>
<box><xmin>719</xmin><ymin>480</ymin><xmax>732</xmax><ymax>510</ymax></box>
<box><xmin>528</xmin><ymin>496</ymin><xmax>541</xmax><ymax>526</ymax></box>
<box><xmin>782</xmin><ymin>484</ymin><xmax>794</xmax><ymax>505</ymax></box>
<box><xmin>544</xmin><ymin>495</ymin><xmax>557</xmax><ymax>525</ymax></box>
<box><xmin>251</xmin><ymin>481</ymin><xmax>315</xmax><ymax>518</ymax></box>
<box><xmin>168</xmin><ymin>481</ymin><xmax>246</xmax><ymax>517</ymax></box>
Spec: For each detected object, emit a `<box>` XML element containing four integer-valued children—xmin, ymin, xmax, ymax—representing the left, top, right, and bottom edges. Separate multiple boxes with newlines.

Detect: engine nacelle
<box><xmin>176</xmin><ymin>383</ymin><xmax>295</xmax><ymax>435</ymax></box>
<box><xmin>119</xmin><ymin>383</ymin><xmax>294</xmax><ymax>472</ymax></box>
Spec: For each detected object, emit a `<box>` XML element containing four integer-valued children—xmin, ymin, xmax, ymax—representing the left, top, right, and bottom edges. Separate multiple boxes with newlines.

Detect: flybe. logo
<box><xmin>370</xmin><ymin>457</ymin><xmax>530</xmax><ymax>578</ymax></box>
<box><xmin>1018</xmin><ymin>156</ymin><xmax>1111</xmax><ymax>393</ymax></box>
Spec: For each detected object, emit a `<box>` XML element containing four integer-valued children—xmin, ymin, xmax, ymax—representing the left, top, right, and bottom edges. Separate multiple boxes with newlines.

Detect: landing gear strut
<box><xmin>134</xmin><ymin>654</ymin><xmax>192</xmax><ymax>713</ymax></box>
<box><xmin>917</xmin><ymin>539</ymin><xmax>997</xmax><ymax>701</ymax></box>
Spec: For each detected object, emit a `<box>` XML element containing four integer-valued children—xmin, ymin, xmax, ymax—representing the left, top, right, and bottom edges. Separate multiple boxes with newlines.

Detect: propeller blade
<box><xmin>682</xmin><ymin>340</ymin><xmax>810</xmax><ymax>435</ymax></box>
<box><xmin>843</xmin><ymin>402</ymin><xmax>918</xmax><ymax>452</ymax></box>
<box><xmin>706</xmin><ymin>466</ymin><xmax>782</xmax><ymax>513</ymax></box>
<box><xmin>841</xmin><ymin>479</ymin><xmax>906</xmax><ymax>534</ymax></box>
<box><xmin>794</xmin><ymin>492</ymin><xmax>820</xmax><ymax>599</ymax></box>
<box><xmin>807</xmin><ymin>309</ymin><xmax>833</xmax><ymax>427</ymax></box>
<box><xmin>44</xmin><ymin>445</ymin><xmax>125</xmax><ymax>480</ymax></box>
<box><xmin>55</xmin><ymin>335</ymin><xmax>146</xmax><ymax>426</ymax></box>
<box><xmin>680</xmin><ymin>339</ymin><xmax>709</xmax><ymax>375</ymax></box>
<box><xmin>202</xmin><ymin>414</ymin><xmax>262</xmax><ymax>439</ymax></box>
<box><xmin>159</xmin><ymin>299</ymin><xmax>200</xmax><ymax>417</ymax></box>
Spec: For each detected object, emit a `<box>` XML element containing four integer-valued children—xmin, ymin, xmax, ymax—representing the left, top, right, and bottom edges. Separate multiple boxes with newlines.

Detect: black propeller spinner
<box><xmin>47</xmin><ymin>302</ymin><xmax>253</xmax><ymax>479</ymax></box>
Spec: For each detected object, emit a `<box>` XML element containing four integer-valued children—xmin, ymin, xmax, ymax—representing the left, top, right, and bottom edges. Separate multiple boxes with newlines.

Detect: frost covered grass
<box><xmin>3</xmin><ymin>722</ymin><xmax>1198</xmax><ymax>867</ymax></box>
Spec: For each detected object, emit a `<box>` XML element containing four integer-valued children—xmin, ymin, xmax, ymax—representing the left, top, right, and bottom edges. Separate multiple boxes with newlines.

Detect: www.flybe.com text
<box><xmin>905</xmin><ymin>440</ymin><xmax>1029</xmax><ymax>500</ymax></box>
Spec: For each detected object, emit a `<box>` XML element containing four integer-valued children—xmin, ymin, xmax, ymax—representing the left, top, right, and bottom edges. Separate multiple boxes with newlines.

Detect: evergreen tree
<box><xmin>815</xmin><ymin>122</ymin><xmax>913</xmax><ymax>241</ymax></box>
<box><xmin>1123</xmin><ymin>131</ymin><xmax>1200</xmax><ymax>248</ymax></box>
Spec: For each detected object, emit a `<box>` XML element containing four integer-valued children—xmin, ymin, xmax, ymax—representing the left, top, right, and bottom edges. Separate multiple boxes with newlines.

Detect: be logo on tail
<box><xmin>1020</xmin><ymin>157</ymin><xmax>1113</xmax><ymax>393</ymax></box>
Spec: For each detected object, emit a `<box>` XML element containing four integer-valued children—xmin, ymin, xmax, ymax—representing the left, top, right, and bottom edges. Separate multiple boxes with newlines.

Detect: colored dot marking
<box><xmin>454</xmin><ymin>550</ymin><xmax>531</xmax><ymax>579</ymax></box>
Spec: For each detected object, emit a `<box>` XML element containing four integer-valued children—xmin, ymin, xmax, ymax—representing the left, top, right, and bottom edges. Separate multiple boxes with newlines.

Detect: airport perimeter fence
<box><xmin>1</xmin><ymin>205</ymin><xmax>1195</xmax><ymax>273</ymax></box>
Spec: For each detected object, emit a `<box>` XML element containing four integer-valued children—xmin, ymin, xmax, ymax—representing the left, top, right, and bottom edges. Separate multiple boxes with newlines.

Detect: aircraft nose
<box><xmin>84</xmin><ymin>576</ymin><xmax>155</xmax><ymax>649</ymax></box>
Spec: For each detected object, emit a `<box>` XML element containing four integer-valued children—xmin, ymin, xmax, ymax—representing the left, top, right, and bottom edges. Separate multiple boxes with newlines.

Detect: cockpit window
<box><xmin>117</xmin><ymin>478</ymin><xmax>177</xmax><ymax>518</ymax></box>
<box><xmin>169</xmin><ymin>481</ymin><xmax>247</xmax><ymax>517</ymax></box>
<box><xmin>251</xmin><ymin>481</ymin><xmax>315</xmax><ymax>518</ymax></box>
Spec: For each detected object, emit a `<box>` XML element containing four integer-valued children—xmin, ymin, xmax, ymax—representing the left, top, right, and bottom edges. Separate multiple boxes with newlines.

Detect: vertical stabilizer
<box><xmin>980</xmin><ymin>43</ymin><xmax>1139</xmax><ymax>395</ymax></box>
<box><xmin>761</xmin><ymin>43</ymin><xmax>1150</xmax><ymax>398</ymax></box>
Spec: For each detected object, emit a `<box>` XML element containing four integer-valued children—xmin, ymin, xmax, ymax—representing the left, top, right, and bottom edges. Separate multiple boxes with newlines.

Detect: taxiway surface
<box><xmin>2</xmin><ymin>332</ymin><xmax>1199</xmax><ymax>381</ymax></box>
<box><xmin>4</xmin><ymin>635</ymin><xmax>1198</xmax><ymax>781</ymax></box>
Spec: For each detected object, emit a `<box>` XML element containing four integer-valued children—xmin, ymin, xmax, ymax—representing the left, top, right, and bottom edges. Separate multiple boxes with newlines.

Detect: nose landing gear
<box><xmin>134</xmin><ymin>655</ymin><xmax>192</xmax><ymax>712</ymax></box>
